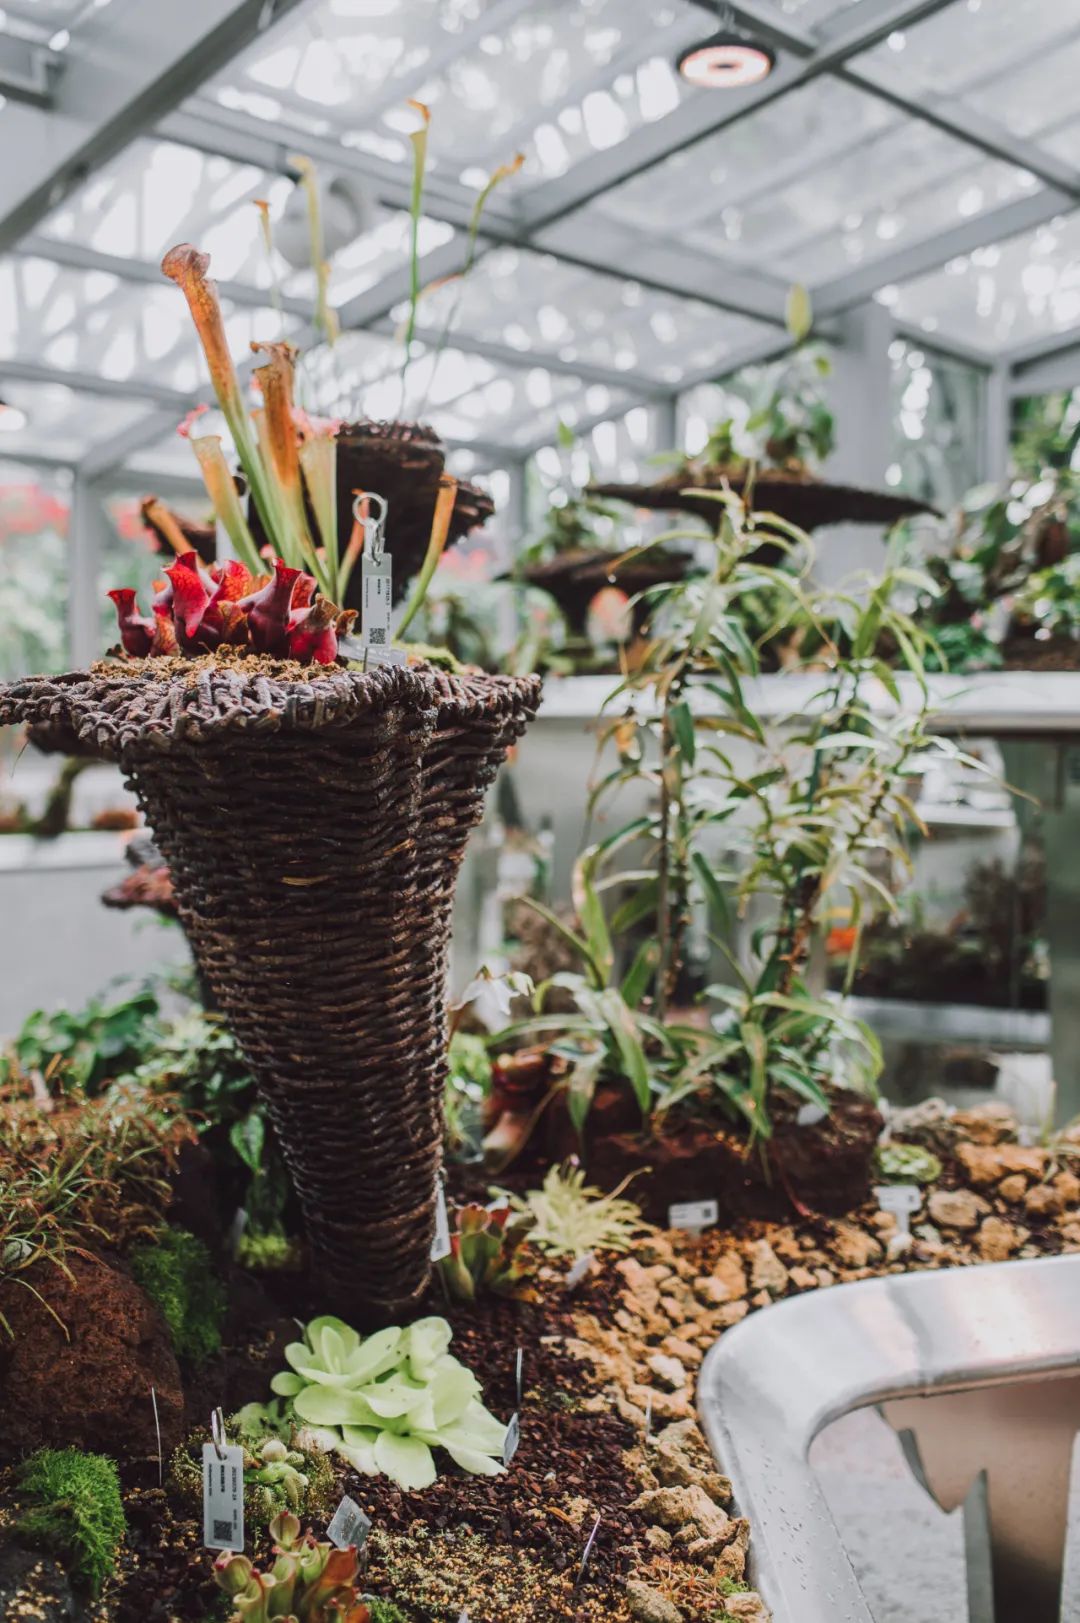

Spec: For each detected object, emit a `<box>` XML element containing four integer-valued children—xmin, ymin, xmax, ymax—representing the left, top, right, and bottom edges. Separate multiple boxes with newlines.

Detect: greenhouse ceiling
<box><xmin>0</xmin><ymin>0</ymin><xmax>1078</xmax><ymax>482</ymax></box>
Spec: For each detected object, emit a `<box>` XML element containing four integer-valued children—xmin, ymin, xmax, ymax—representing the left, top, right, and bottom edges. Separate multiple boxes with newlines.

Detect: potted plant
<box><xmin>487</xmin><ymin>489</ymin><xmax>962</xmax><ymax>1219</ymax></box>
<box><xmin>0</xmin><ymin>243</ymin><xmax>540</xmax><ymax>1327</ymax></box>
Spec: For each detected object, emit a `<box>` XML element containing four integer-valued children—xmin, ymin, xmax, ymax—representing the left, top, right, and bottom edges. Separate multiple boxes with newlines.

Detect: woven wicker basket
<box><xmin>0</xmin><ymin>658</ymin><xmax>541</xmax><ymax>1324</ymax></box>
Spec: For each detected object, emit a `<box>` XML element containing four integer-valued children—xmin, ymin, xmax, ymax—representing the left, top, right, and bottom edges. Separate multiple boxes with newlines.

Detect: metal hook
<box><xmin>211</xmin><ymin>1407</ymin><xmax>227</xmax><ymax>1462</ymax></box>
<box><xmin>352</xmin><ymin>491</ymin><xmax>389</xmax><ymax>563</ymax></box>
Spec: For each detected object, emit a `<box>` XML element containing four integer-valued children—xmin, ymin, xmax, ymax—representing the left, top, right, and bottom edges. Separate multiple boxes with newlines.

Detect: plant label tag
<box><xmin>874</xmin><ymin>1184</ymin><xmax>921</xmax><ymax>1236</ymax></box>
<box><xmin>365</xmin><ymin>645</ymin><xmax>407</xmax><ymax>670</ymax></box>
<box><xmin>361</xmin><ymin>549</ymin><xmax>392</xmax><ymax>649</ymax></box>
<box><xmin>202</xmin><ymin>1443</ymin><xmax>244</xmax><ymax>1552</ymax></box>
<box><xmin>565</xmin><ymin>1251</ymin><xmax>596</xmax><ymax>1291</ymax></box>
<box><xmin>515</xmin><ymin>1346</ymin><xmax>524</xmax><ymax>1409</ymax></box>
<box><xmin>503</xmin><ymin>1412</ymin><xmax>520</xmax><ymax>1467</ymax></box>
<box><xmin>668</xmin><ymin>1199</ymin><xmax>719</xmax><ymax>1232</ymax></box>
<box><xmin>430</xmin><ymin>1179</ymin><xmax>452</xmax><ymax>1262</ymax></box>
<box><xmin>327</xmin><ymin>1494</ymin><xmax>371</xmax><ymax>1552</ymax></box>
<box><xmin>574</xmin><ymin>1512</ymin><xmax>602</xmax><ymax>1592</ymax></box>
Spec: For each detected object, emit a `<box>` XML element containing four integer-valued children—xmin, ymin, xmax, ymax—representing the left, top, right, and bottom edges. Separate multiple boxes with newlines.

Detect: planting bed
<box><xmin>1</xmin><ymin>1099</ymin><xmax>1076</xmax><ymax>1623</ymax></box>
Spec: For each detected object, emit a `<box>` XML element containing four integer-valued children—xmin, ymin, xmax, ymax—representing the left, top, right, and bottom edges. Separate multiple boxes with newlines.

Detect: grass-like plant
<box><xmin>16</xmin><ymin>1447</ymin><xmax>125</xmax><ymax>1596</ymax></box>
<box><xmin>499</xmin><ymin>484</ymin><xmax>977</xmax><ymax>1146</ymax></box>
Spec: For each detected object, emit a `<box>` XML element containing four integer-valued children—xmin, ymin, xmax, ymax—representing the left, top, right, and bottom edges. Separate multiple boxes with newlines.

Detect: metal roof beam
<box><xmin>0</xmin><ymin>0</ymin><xmax>309</xmax><ymax>254</ymax></box>
<box><xmin>812</xmin><ymin>187</ymin><xmax>1074</xmax><ymax>318</ymax></box>
<box><xmin>0</xmin><ymin>357</ymin><xmax>192</xmax><ymax>411</ymax></box>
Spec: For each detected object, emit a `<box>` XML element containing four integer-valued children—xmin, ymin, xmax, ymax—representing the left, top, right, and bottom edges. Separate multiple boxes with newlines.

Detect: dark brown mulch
<box><xmin>97</xmin><ymin>1280</ymin><xmax>648</xmax><ymax>1623</ymax></box>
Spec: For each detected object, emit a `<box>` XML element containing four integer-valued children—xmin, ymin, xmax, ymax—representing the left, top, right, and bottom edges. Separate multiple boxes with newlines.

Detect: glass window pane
<box><xmin>0</xmin><ymin>461</ymin><xmax>71</xmax><ymax>680</ymax></box>
<box><xmin>887</xmin><ymin>338</ymin><xmax>984</xmax><ymax>509</ymax></box>
<box><xmin>855</xmin><ymin>0</ymin><xmax>1080</xmax><ymax>153</ymax></box>
<box><xmin>888</xmin><ymin>207</ymin><xmax>1080</xmax><ymax>351</ymax></box>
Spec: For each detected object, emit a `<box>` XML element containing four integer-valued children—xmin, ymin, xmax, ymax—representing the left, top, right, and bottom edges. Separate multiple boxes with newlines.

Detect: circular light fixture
<box><xmin>677</xmin><ymin>32</ymin><xmax>775</xmax><ymax>88</ymax></box>
<box><xmin>0</xmin><ymin>396</ymin><xmax>27</xmax><ymax>433</ymax></box>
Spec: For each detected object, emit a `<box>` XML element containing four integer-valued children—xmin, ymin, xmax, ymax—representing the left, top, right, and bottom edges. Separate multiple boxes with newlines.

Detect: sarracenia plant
<box><xmin>214</xmin><ymin>1510</ymin><xmax>371</xmax><ymax>1623</ymax></box>
<box><xmin>504</xmin><ymin>486</ymin><xmax>973</xmax><ymax>1142</ymax></box>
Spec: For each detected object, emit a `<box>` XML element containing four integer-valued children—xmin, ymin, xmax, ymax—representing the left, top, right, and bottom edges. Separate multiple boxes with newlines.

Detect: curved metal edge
<box><xmin>697</xmin><ymin>1256</ymin><xmax>1080</xmax><ymax>1623</ymax></box>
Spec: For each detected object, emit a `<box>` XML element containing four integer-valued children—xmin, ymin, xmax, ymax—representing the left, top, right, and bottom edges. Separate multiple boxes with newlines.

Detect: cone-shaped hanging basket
<box><xmin>0</xmin><ymin>657</ymin><xmax>540</xmax><ymax>1324</ymax></box>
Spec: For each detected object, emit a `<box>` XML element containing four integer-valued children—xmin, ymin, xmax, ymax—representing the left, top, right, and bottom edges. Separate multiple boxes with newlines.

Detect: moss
<box><xmin>129</xmin><ymin>1225</ymin><xmax>225</xmax><ymax>1366</ymax></box>
<box><xmin>366</xmin><ymin>1603</ymin><xmax>411</xmax><ymax>1623</ymax></box>
<box><xmin>16</xmin><ymin>1447</ymin><xmax>125</xmax><ymax>1597</ymax></box>
<box><xmin>167</xmin><ymin>1428</ymin><xmax>337</xmax><ymax>1533</ymax></box>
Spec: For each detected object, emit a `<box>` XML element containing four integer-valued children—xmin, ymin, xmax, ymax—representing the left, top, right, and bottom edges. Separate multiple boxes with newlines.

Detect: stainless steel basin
<box><xmin>697</xmin><ymin>1256</ymin><xmax>1080</xmax><ymax>1622</ymax></box>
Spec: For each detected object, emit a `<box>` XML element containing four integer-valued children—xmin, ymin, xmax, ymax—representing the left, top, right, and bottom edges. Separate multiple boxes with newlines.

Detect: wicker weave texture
<box><xmin>0</xmin><ymin>659</ymin><xmax>541</xmax><ymax>1324</ymax></box>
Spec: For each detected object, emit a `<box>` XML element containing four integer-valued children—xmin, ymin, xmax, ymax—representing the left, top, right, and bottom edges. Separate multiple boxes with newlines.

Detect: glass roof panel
<box><xmin>35</xmin><ymin>136</ymin><xmax>453</xmax><ymax>313</ymax></box>
<box><xmin>0</xmin><ymin>378</ymin><xmax>145</xmax><ymax>464</ymax></box>
<box><xmin>585</xmin><ymin>76</ymin><xmax>1033</xmax><ymax>285</ymax></box>
<box><xmin>205</xmin><ymin>0</ymin><xmax>710</xmax><ymax>187</ymax></box>
<box><xmin>397</xmin><ymin>247</ymin><xmax>772</xmax><ymax>384</ymax></box>
<box><xmin>0</xmin><ymin>254</ymin><xmax>295</xmax><ymax>394</ymax></box>
<box><xmin>855</xmin><ymin>0</ymin><xmax>1080</xmax><ymax>153</ymax></box>
<box><xmin>885</xmin><ymin>207</ymin><xmax>1080</xmax><ymax>350</ymax></box>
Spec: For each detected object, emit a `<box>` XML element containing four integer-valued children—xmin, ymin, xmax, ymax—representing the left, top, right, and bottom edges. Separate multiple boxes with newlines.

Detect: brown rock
<box><xmin>631</xmin><ymin>1484</ymin><xmax>730</xmax><ymax>1541</ymax></box>
<box><xmin>788</xmin><ymin>1265</ymin><xmax>818</xmax><ymax>1290</ymax></box>
<box><xmin>957</xmin><ymin>1143</ymin><xmax>1046</xmax><ymax>1187</ymax></box>
<box><xmin>952</xmin><ymin>1102</ymin><xmax>1018</xmax><ymax>1144</ymax></box>
<box><xmin>725</xmin><ymin>1594</ymin><xmax>771</xmax><ymax>1622</ymax></box>
<box><xmin>998</xmin><ymin>1174</ymin><xmax>1027</xmax><ymax>1204</ymax></box>
<box><xmin>978</xmin><ymin>1216</ymin><xmax>1023</xmax><ymax>1262</ymax></box>
<box><xmin>712</xmin><ymin>1517</ymin><xmax>750</xmax><ymax>1582</ymax></box>
<box><xmin>629</xmin><ymin>1385</ymin><xmax>692</xmax><ymax>1422</ymax></box>
<box><xmin>1024</xmin><ymin>1183</ymin><xmax>1065</xmax><ymax>1219</ymax></box>
<box><xmin>814</xmin><ymin>1267</ymin><xmax>835</xmax><ymax>1287</ymax></box>
<box><xmin>617</xmin><ymin>1257</ymin><xmax>663</xmax><ymax>1316</ymax></box>
<box><xmin>748</xmin><ymin>1239</ymin><xmax>789</xmax><ymax>1295</ymax></box>
<box><xmin>626</xmin><ymin>1579</ymin><xmax>683</xmax><ymax>1623</ymax></box>
<box><xmin>1061</xmin><ymin>1221</ymin><xmax>1080</xmax><ymax>1246</ymax></box>
<box><xmin>647</xmin><ymin>1351</ymin><xmax>689</xmax><ymax>1390</ymax></box>
<box><xmin>830</xmin><ymin>1222</ymin><xmax>883</xmax><ymax>1268</ymax></box>
<box><xmin>0</xmin><ymin>1252</ymin><xmax>183</xmax><ymax>1459</ymax></box>
<box><xmin>661</xmin><ymin>1335</ymin><xmax>703</xmax><ymax>1367</ymax></box>
<box><xmin>1054</xmin><ymin>1170</ymin><xmax>1080</xmax><ymax>1206</ymax></box>
<box><xmin>928</xmin><ymin>1188</ymin><xmax>990</xmax><ymax>1231</ymax></box>
<box><xmin>644</xmin><ymin>1526</ymin><xmax>672</xmax><ymax>1552</ymax></box>
<box><xmin>716</xmin><ymin>1300</ymin><xmax>750</xmax><ymax>1329</ymax></box>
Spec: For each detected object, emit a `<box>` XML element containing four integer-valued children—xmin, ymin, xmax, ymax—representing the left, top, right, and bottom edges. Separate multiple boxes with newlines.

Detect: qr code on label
<box><xmin>369</xmin><ymin>627</ymin><xmax>386</xmax><ymax>645</ymax></box>
<box><xmin>213</xmin><ymin>1520</ymin><xmax>234</xmax><ymax>1543</ymax></box>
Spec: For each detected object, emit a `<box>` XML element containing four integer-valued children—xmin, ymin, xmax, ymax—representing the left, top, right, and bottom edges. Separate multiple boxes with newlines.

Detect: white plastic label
<box><xmin>430</xmin><ymin>1180</ymin><xmax>452</xmax><ymax>1262</ymax></box>
<box><xmin>361</xmin><ymin>549</ymin><xmax>392</xmax><ymax>648</ymax></box>
<box><xmin>874</xmin><ymin>1184</ymin><xmax>922</xmax><ymax>1236</ymax></box>
<box><xmin>565</xmin><ymin>1251</ymin><xmax>596</xmax><ymax>1291</ymax></box>
<box><xmin>327</xmin><ymin>1495</ymin><xmax>371</xmax><ymax>1552</ymax></box>
<box><xmin>668</xmin><ymin>1198</ymin><xmax>719</xmax><ymax>1231</ymax></box>
<box><xmin>503</xmin><ymin>1412</ymin><xmax>520</xmax><ymax>1466</ymax></box>
<box><xmin>202</xmin><ymin>1443</ymin><xmax>244</xmax><ymax>1551</ymax></box>
<box><xmin>365</xmin><ymin>645</ymin><xmax>407</xmax><ymax>670</ymax></box>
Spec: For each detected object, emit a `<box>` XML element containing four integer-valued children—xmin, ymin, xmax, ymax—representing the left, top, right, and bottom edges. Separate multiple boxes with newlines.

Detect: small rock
<box><xmin>716</xmin><ymin>1300</ymin><xmax>750</xmax><ymax>1328</ymax></box>
<box><xmin>626</xmin><ymin>1579</ymin><xmax>683</xmax><ymax>1623</ymax></box>
<box><xmin>978</xmin><ymin>1216</ymin><xmax>1023</xmax><ymax>1261</ymax></box>
<box><xmin>748</xmin><ymin>1239</ymin><xmax>789</xmax><ymax>1295</ymax></box>
<box><xmin>957</xmin><ymin>1142</ymin><xmax>1045</xmax><ymax>1187</ymax></box>
<box><xmin>888</xmin><ymin>1097</ymin><xmax>955</xmax><ymax>1151</ymax></box>
<box><xmin>830</xmin><ymin>1222</ymin><xmax>883</xmax><ymax>1268</ymax></box>
<box><xmin>1024</xmin><ymin>1183</ymin><xmax>1065</xmax><ymax>1218</ymax></box>
<box><xmin>0</xmin><ymin>1540</ymin><xmax>80</xmax><ymax>1622</ymax></box>
<box><xmin>1060</xmin><ymin>1221</ymin><xmax>1080</xmax><ymax>1245</ymax></box>
<box><xmin>661</xmin><ymin>1335</ymin><xmax>703</xmax><ymax>1367</ymax></box>
<box><xmin>712</xmin><ymin>1517</ymin><xmax>750</xmax><ymax>1582</ymax></box>
<box><xmin>998</xmin><ymin>1174</ymin><xmax>1027</xmax><ymax>1204</ymax></box>
<box><xmin>661</xmin><ymin>1294</ymin><xmax>687</xmax><ymax>1322</ymax></box>
<box><xmin>750</xmin><ymin>1289</ymin><xmax>772</xmax><ymax>1310</ymax></box>
<box><xmin>628</xmin><ymin>1385</ymin><xmax>692</xmax><ymax>1423</ymax></box>
<box><xmin>617</xmin><ymin>1257</ymin><xmax>662</xmax><ymax>1316</ymax></box>
<box><xmin>630</xmin><ymin>1484</ymin><xmax>731</xmax><ymax>1541</ymax></box>
<box><xmin>1054</xmin><ymin>1170</ymin><xmax>1080</xmax><ymax>1206</ymax></box>
<box><xmin>928</xmin><ymin>1188</ymin><xmax>990</xmax><ymax>1231</ymax></box>
<box><xmin>814</xmin><ymin>1267</ymin><xmax>835</xmax><ymax>1288</ymax></box>
<box><xmin>725</xmin><ymin>1594</ymin><xmax>771</xmax><ymax>1622</ymax></box>
<box><xmin>644</xmin><ymin>1525</ymin><xmax>672</xmax><ymax>1552</ymax></box>
<box><xmin>647</xmin><ymin>1352</ymin><xmax>689</xmax><ymax>1390</ymax></box>
<box><xmin>788</xmin><ymin>1265</ymin><xmax>817</xmax><ymax>1290</ymax></box>
<box><xmin>952</xmin><ymin>1101</ymin><xmax>1018</xmax><ymax>1144</ymax></box>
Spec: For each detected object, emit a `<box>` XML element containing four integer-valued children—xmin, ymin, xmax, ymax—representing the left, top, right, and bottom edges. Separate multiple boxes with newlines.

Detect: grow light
<box><xmin>677</xmin><ymin>33</ymin><xmax>775</xmax><ymax>89</ymax></box>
